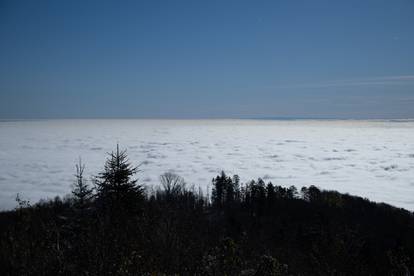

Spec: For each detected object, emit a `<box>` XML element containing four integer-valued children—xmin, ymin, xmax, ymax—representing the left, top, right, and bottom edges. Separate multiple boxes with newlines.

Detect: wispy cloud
<box><xmin>273</xmin><ymin>75</ymin><xmax>414</xmax><ymax>89</ymax></box>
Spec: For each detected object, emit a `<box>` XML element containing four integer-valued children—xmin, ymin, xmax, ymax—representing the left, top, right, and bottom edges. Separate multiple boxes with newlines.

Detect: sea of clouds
<box><xmin>0</xmin><ymin>119</ymin><xmax>413</xmax><ymax>210</ymax></box>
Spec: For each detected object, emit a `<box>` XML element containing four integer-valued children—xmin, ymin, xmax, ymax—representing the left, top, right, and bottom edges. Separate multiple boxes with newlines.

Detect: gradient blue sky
<box><xmin>1</xmin><ymin>0</ymin><xmax>413</xmax><ymax>119</ymax></box>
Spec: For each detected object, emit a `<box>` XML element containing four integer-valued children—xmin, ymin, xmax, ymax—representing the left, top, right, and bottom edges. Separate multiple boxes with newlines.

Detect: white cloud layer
<box><xmin>0</xmin><ymin>119</ymin><xmax>414</xmax><ymax>210</ymax></box>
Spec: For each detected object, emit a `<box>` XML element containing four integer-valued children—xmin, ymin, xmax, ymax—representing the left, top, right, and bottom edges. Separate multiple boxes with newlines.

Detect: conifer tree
<box><xmin>95</xmin><ymin>144</ymin><xmax>144</xmax><ymax>214</ymax></box>
<box><xmin>72</xmin><ymin>158</ymin><xmax>93</xmax><ymax>209</ymax></box>
<box><xmin>212</xmin><ymin>171</ymin><xmax>227</xmax><ymax>208</ymax></box>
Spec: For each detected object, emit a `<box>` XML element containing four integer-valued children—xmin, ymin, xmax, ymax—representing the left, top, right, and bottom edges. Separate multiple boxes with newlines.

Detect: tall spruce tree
<box><xmin>95</xmin><ymin>144</ymin><xmax>144</xmax><ymax>214</ymax></box>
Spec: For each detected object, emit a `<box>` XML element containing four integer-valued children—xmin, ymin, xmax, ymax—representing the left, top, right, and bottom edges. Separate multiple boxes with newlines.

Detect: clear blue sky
<box><xmin>1</xmin><ymin>0</ymin><xmax>413</xmax><ymax>119</ymax></box>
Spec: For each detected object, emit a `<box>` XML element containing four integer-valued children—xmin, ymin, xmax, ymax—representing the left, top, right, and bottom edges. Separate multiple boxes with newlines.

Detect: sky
<box><xmin>0</xmin><ymin>0</ymin><xmax>413</xmax><ymax>119</ymax></box>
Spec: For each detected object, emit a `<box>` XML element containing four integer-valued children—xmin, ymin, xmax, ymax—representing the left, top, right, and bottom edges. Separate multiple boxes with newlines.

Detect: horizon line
<box><xmin>1</xmin><ymin>117</ymin><xmax>414</xmax><ymax>121</ymax></box>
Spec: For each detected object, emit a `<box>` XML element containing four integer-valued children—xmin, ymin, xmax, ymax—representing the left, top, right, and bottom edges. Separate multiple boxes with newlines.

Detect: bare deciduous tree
<box><xmin>159</xmin><ymin>172</ymin><xmax>186</xmax><ymax>198</ymax></box>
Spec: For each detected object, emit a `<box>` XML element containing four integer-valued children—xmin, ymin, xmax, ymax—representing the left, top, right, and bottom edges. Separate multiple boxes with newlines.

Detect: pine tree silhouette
<box><xmin>95</xmin><ymin>144</ymin><xmax>144</xmax><ymax>214</ymax></box>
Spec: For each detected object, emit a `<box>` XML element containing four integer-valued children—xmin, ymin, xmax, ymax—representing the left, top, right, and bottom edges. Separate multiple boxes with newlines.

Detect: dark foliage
<box><xmin>94</xmin><ymin>145</ymin><xmax>144</xmax><ymax>215</ymax></box>
<box><xmin>1</xmin><ymin>148</ymin><xmax>414</xmax><ymax>275</ymax></box>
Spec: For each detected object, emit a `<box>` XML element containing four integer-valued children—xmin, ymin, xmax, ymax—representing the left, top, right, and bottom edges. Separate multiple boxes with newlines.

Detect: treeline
<box><xmin>1</xmin><ymin>146</ymin><xmax>414</xmax><ymax>275</ymax></box>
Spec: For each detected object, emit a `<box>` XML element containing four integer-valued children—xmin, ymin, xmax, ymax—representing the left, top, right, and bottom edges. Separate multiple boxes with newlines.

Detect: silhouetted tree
<box><xmin>287</xmin><ymin>185</ymin><xmax>298</xmax><ymax>199</ymax></box>
<box><xmin>159</xmin><ymin>172</ymin><xmax>185</xmax><ymax>200</ymax></box>
<box><xmin>71</xmin><ymin>158</ymin><xmax>93</xmax><ymax>209</ymax></box>
<box><xmin>95</xmin><ymin>144</ymin><xmax>144</xmax><ymax>214</ymax></box>
<box><xmin>301</xmin><ymin>185</ymin><xmax>321</xmax><ymax>202</ymax></box>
